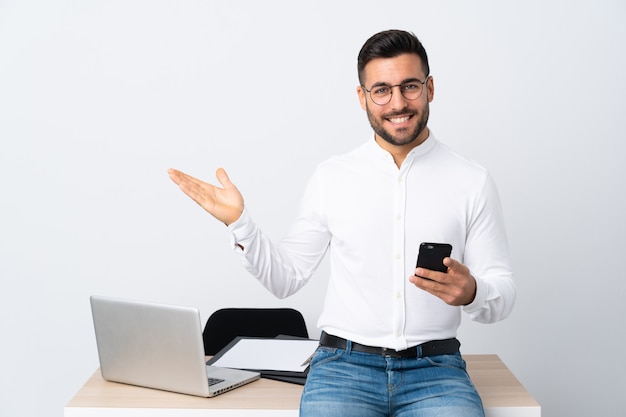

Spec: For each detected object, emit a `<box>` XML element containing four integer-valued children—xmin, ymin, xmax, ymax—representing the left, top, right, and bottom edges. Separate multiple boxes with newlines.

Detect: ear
<box><xmin>426</xmin><ymin>76</ymin><xmax>434</xmax><ymax>103</ymax></box>
<box><xmin>357</xmin><ymin>85</ymin><xmax>367</xmax><ymax>110</ymax></box>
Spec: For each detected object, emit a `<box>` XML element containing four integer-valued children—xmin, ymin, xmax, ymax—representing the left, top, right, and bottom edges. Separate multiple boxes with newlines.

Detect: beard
<box><xmin>366</xmin><ymin>102</ymin><xmax>430</xmax><ymax>147</ymax></box>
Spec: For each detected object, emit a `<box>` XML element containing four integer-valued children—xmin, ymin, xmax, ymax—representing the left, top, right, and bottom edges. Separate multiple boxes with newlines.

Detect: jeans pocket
<box><xmin>424</xmin><ymin>352</ymin><xmax>466</xmax><ymax>370</ymax></box>
<box><xmin>310</xmin><ymin>346</ymin><xmax>343</xmax><ymax>368</ymax></box>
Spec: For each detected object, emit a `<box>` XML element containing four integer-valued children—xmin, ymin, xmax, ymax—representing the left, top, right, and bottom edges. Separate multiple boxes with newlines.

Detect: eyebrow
<box><xmin>370</xmin><ymin>77</ymin><xmax>424</xmax><ymax>88</ymax></box>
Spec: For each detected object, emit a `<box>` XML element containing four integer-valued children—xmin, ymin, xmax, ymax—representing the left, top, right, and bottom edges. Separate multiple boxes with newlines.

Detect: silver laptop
<box><xmin>90</xmin><ymin>295</ymin><xmax>260</xmax><ymax>397</ymax></box>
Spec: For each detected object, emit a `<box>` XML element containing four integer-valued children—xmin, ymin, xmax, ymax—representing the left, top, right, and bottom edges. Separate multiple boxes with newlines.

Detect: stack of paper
<box><xmin>207</xmin><ymin>336</ymin><xmax>319</xmax><ymax>385</ymax></box>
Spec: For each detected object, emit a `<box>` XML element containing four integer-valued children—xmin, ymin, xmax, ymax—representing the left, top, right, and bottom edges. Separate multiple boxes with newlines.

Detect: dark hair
<box><xmin>357</xmin><ymin>30</ymin><xmax>430</xmax><ymax>85</ymax></box>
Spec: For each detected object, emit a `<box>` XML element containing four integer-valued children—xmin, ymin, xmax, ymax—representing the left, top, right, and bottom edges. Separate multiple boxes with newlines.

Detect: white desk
<box><xmin>65</xmin><ymin>354</ymin><xmax>540</xmax><ymax>417</ymax></box>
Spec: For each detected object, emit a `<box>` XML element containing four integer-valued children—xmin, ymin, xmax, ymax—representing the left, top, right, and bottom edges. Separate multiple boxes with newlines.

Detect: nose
<box><xmin>388</xmin><ymin>85</ymin><xmax>408</xmax><ymax>109</ymax></box>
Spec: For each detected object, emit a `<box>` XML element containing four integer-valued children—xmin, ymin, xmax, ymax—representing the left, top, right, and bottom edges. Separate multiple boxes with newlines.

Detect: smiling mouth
<box><xmin>387</xmin><ymin>115</ymin><xmax>412</xmax><ymax>124</ymax></box>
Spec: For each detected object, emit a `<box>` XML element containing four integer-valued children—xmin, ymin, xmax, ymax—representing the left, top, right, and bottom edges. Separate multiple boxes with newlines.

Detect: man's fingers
<box><xmin>168</xmin><ymin>169</ymin><xmax>209</xmax><ymax>203</ymax></box>
<box><xmin>169</xmin><ymin>169</ymin><xmax>205</xmax><ymax>191</ymax></box>
<box><xmin>443</xmin><ymin>257</ymin><xmax>456</xmax><ymax>270</ymax></box>
<box><xmin>215</xmin><ymin>167</ymin><xmax>235</xmax><ymax>190</ymax></box>
<box><xmin>168</xmin><ymin>168</ymin><xmax>199</xmax><ymax>187</ymax></box>
<box><xmin>168</xmin><ymin>168</ymin><xmax>182</xmax><ymax>184</ymax></box>
<box><xmin>443</xmin><ymin>257</ymin><xmax>470</xmax><ymax>277</ymax></box>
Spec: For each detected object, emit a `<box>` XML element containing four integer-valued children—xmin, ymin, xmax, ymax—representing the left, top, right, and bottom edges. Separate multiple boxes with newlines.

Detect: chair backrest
<box><xmin>202</xmin><ymin>308</ymin><xmax>309</xmax><ymax>355</ymax></box>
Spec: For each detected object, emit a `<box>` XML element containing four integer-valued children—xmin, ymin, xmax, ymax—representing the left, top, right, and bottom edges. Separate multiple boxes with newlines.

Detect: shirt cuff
<box><xmin>463</xmin><ymin>276</ymin><xmax>488</xmax><ymax>315</ymax></box>
<box><xmin>227</xmin><ymin>208</ymin><xmax>256</xmax><ymax>251</ymax></box>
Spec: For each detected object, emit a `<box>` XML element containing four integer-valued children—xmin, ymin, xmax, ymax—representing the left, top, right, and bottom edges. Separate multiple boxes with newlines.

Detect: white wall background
<box><xmin>1</xmin><ymin>1</ymin><xmax>624</xmax><ymax>416</ymax></box>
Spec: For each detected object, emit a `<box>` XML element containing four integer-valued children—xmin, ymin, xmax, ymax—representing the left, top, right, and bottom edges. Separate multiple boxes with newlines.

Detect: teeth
<box><xmin>389</xmin><ymin>116</ymin><xmax>410</xmax><ymax>123</ymax></box>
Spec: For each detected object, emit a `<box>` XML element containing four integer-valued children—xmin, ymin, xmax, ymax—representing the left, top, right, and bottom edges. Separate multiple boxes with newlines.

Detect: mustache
<box><xmin>382</xmin><ymin>109</ymin><xmax>415</xmax><ymax>118</ymax></box>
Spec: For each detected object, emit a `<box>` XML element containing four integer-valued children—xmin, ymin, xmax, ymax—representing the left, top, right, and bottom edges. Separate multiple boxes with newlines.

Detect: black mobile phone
<box><xmin>416</xmin><ymin>242</ymin><xmax>452</xmax><ymax>273</ymax></box>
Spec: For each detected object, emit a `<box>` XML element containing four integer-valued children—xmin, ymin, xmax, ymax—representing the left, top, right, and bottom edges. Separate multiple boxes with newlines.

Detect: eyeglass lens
<box><xmin>369</xmin><ymin>81</ymin><xmax>426</xmax><ymax>105</ymax></box>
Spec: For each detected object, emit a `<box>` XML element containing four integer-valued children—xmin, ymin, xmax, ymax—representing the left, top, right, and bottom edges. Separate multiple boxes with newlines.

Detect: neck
<box><xmin>375</xmin><ymin>127</ymin><xmax>430</xmax><ymax>168</ymax></box>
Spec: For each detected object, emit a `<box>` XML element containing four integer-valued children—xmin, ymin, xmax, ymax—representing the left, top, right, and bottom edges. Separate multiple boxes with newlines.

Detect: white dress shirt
<box><xmin>228</xmin><ymin>134</ymin><xmax>516</xmax><ymax>350</ymax></box>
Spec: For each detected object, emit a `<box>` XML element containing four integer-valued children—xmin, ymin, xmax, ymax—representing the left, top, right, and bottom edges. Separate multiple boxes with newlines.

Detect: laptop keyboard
<box><xmin>208</xmin><ymin>377</ymin><xmax>225</xmax><ymax>386</ymax></box>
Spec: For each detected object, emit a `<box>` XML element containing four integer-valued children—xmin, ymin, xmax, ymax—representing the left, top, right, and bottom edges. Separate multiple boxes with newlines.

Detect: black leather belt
<box><xmin>319</xmin><ymin>332</ymin><xmax>460</xmax><ymax>359</ymax></box>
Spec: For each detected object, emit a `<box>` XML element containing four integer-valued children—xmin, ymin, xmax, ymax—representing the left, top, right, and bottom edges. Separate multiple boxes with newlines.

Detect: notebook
<box><xmin>89</xmin><ymin>295</ymin><xmax>260</xmax><ymax>397</ymax></box>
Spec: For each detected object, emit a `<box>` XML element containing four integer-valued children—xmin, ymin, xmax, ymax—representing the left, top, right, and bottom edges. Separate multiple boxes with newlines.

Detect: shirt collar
<box><xmin>366</xmin><ymin>131</ymin><xmax>438</xmax><ymax>165</ymax></box>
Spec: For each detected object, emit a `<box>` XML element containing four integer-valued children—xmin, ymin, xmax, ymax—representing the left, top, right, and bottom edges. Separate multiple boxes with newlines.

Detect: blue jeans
<box><xmin>300</xmin><ymin>342</ymin><xmax>484</xmax><ymax>417</ymax></box>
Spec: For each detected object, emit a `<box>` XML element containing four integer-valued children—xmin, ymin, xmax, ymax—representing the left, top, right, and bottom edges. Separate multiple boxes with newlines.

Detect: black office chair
<box><xmin>202</xmin><ymin>307</ymin><xmax>309</xmax><ymax>355</ymax></box>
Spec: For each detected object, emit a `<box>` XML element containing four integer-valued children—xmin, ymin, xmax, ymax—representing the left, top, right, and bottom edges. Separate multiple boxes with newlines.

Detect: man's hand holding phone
<box><xmin>409</xmin><ymin>242</ymin><xmax>477</xmax><ymax>306</ymax></box>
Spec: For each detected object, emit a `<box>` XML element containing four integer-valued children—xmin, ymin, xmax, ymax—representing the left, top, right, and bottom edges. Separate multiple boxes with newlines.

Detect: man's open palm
<box><xmin>168</xmin><ymin>167</ymin><xmax>244</xmax><ymax>226</ymax></box>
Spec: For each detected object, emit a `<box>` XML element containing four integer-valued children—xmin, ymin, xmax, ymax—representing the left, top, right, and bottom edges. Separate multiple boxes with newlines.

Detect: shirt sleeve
<box><xmin>462</xmin><ymin>174</ymin><xmax>517</xmax><ymax>323</ymax></box>
<box><xmin>227</xmin><ymin>170</ymin><xmax>331</xmax><ymax>299</ymax></box>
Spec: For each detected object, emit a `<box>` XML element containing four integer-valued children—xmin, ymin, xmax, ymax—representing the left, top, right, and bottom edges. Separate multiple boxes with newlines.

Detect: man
<box><xmin>169</xmin><ymin>29</ymin><xmax>515</xmax><ymax>417</ymax></box>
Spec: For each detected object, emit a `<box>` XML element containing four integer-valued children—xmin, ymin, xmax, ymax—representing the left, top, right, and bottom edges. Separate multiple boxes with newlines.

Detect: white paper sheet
<box><xmin>210</xmin><ymin>338</ymin><xmax>319</xmax><ymax>372</ymax></box>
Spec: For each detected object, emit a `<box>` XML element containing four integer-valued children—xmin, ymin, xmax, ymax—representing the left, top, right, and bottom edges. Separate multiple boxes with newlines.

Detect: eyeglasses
<box><xmin>361</xmin><ymin>76</ymin><xmax>430</xmax><ymax>106</ymax></box>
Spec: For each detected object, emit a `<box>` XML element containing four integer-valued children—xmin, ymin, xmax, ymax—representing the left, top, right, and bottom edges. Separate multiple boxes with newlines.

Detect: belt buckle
<box><xmin>382</xmin><ymin>347</ymin><xmax>401</xmax><ymax>358</ymax></box>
